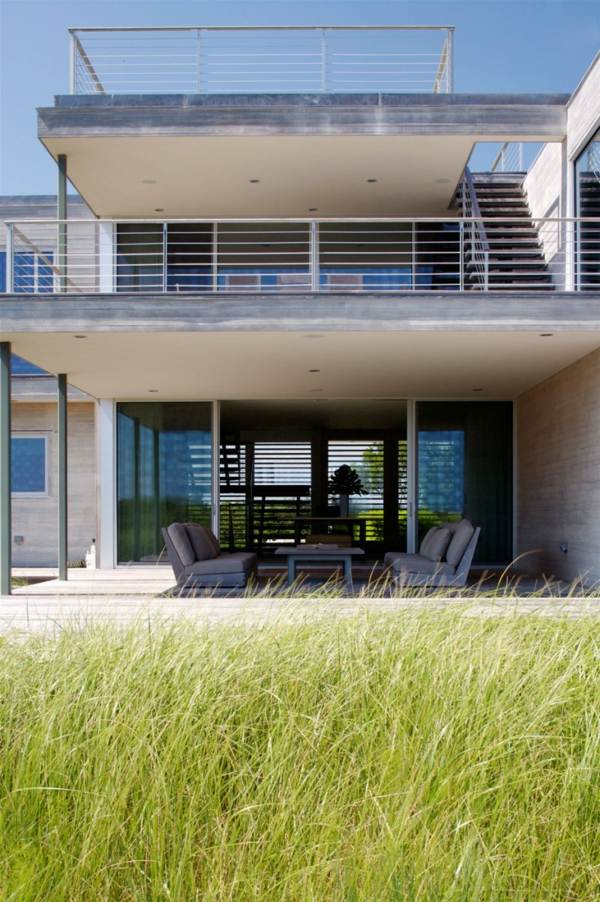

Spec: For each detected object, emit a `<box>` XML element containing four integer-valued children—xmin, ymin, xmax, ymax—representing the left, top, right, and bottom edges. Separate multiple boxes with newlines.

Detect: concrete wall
<box><xmin>517</xmin><ymin>346</ymin><xmax>600</xmax><ymax>584</ymax></box>
<box><xmin>11</xmin><ymin>401</ymin><xmax>97</xmax><ymax>566</ymax></box>
<box><xmin>524</xmin><ymin>142</ymin><xmax>564</xmax><ymax>220</ymax></box>
<box><xmin>566</xmin><ymin>52</ymin><xmax>600</xmax><ymax>163</ymax></box>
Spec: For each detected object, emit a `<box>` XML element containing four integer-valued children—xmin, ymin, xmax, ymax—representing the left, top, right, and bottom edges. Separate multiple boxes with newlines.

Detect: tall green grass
<box><xmin>0</xmin><ymin>613</ymin><xmax>598</xmax><ymax>900</ymax></box>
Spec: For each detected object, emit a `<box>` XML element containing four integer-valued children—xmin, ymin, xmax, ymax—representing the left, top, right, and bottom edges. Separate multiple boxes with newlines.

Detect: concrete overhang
<box><xmin>1</xmin><ymin>292</ymin><xmax>599</xmax><ymax>401</ymax></box>
<box><xmin>37</xmin><ymin>93</ymin><xmax>568</xmax><ymax>218</ymax></box>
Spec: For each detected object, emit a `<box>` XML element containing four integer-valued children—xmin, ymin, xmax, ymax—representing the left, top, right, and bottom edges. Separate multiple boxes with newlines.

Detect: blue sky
<box><xmin>0</xmin><ymin>0</ymin><xmax>599</xmax><ymax>195</ymax></box>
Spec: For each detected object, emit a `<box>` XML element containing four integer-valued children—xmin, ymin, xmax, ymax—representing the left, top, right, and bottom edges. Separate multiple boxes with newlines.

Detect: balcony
<box><xmin>68</xmin><ymin>26</ymin><xmax>454</xmax><ymax>96</ymax></box>
<box><xmin>3</xmin><ymin>217</ymin><xmax>598</xmax><ymax>294</ymax></box>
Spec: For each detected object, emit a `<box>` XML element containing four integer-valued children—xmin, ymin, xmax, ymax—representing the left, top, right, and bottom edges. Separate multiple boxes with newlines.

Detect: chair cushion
<box><xmin>445</xmin><ymin>519</ymin><xmax>475</xmax><ymax>567</ymax></box>
<box><xmin>206</xmin><ymin>528</ymin><xmax>221</xmax><ymax>557</ymax></box>
<box><xmin>419</xmin><ymin>527</ymin><xmax>438</xmax><ymax>556</ymax></box>
<box><xmin>384</xmin><ymin>552</ymin><xmax>455</xmax><ymax>576</ymax></box>
<box><xmin>167</xmin><ymin>523</ymin><xmax>196</xmax><ymax>567</ymax></box>
<box><xmin>185</xmin><ymin>523</ymin><xmax>218</xmax><ymax>561</ymax></box>
<box><xmin>421</xmin><ymin>527</ymin><xmax>451</xmax><ymax>562</ymax></box>
<box><xmin>183</xmin><ymin>551</ymin><xmax>257</xmax><ymax>577</ymax></box>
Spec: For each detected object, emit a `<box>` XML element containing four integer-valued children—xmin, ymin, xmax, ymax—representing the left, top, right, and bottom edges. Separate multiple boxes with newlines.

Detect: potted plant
<box><xmin>328</xmin><ymin>465</ymin><xmax>367</xmax><ymax>518</ymax></box>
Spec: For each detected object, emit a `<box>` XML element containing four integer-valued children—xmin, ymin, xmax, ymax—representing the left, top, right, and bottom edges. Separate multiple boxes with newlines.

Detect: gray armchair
<box><xmin>162</xmin><ymin>523</ymin><xmax>257</xmax><ymax>592</ymax></box>
<box><xmin>384</xmin><ymin>519</ymin><xmax>481</xmax><ymax>588</ymax></box>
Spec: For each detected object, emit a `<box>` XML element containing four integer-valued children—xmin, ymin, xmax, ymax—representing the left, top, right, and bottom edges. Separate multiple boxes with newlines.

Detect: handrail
<box><xmin>67</xmin><ymin>25</ymin><xmax>455</xmax><ymax>96</ymax></box>
<box><xmin>3</xmin><ymin>215</ymin><xmax>598</xmax><ymax>295</ymax></box>
<box><xmin>460</xmin><ymin>168</ymin><xmax>490</xmax><ymax>289</ymax></box>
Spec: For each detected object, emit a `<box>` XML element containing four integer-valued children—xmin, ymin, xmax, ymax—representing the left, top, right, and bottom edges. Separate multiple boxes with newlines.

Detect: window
<box><xmin>575</xmin><ymin>128</ymin><xmax>600</xmax><ymax>289</ymax></box>
<box><xmin>11</xmin><ymin>435</ymin><xmax>48</xmax><ymax>494</ymax></box>
<box><xmin>11</xmin><ymin>355</ymin><xmax>47</xmax><ymax>377</ymax></box>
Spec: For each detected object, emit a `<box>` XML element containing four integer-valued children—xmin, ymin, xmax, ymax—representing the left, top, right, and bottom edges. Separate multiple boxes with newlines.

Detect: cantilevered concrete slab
<box><xmin>2</xmin><ymin>293</ymin><xmax>600</xmax><ymax>401</ymax></box>
<box><xmin>37</xmin><ymin>93</ymin><xmax>568</xmax><ymax>218</ymax></box>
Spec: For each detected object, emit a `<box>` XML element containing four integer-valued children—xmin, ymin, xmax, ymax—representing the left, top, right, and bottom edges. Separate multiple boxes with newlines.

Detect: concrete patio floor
<box><xmin>1</xmin><ymin>566</ymin><xmax>599</xmax><ymax>635</ymax></box>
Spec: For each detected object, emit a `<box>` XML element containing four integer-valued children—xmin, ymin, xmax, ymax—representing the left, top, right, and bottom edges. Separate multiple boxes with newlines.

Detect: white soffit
<box><xmin>42</xmin><ymin>135</ymin><xmax>474</xmax><ymax>218</ymax></box>
<box><xmin>7</xmin><ymin>331</ymin><xmax>600</xmax><ymax>401</ymax></box>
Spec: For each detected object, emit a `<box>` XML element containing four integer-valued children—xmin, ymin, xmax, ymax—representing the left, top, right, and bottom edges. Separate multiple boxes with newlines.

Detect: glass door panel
<box><xmin>117</xmin><ymin>402</ymin><xmax>212</xmax><ymax>562</ymax></box>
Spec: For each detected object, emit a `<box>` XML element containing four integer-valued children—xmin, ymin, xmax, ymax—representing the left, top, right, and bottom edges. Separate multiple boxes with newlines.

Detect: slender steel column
<box><xmin>57</xmin><ymin>154</ymin><xmax>67</xmax><ymax>292</ymax></box>
<box><xmin>57</xmin><ymin>374</ymin><xmax>68</xmax><ymax>580</ymax></box>
<box><xmin>0</xmin><ymin>343</ymin><xmax>11</xmax><ymax>595</ymax></box>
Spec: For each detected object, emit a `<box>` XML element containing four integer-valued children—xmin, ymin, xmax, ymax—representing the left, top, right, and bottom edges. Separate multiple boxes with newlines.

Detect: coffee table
<box><xmin>274</xmin><ymin>545</ymin><xmax>365</xmax><ymax>592</ymax></box>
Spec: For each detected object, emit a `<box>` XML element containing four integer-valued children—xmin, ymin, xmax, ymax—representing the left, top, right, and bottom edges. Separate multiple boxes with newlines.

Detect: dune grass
<box><xmin>0</xmin><ymin>612</ymin><xmax>598</xmax><ymax>900</ymax></box>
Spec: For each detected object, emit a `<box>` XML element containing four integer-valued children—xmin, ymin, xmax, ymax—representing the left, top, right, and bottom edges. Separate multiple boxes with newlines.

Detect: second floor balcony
<box><xmin>3</xmin><ymin>215</ymin><xmax>599</xmax><ymax>296</ymax></box>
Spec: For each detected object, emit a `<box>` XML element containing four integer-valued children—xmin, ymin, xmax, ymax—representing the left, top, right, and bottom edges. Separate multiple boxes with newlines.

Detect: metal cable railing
<box><xmin>68</xmin><ymin>26</ymin><xmax>454</xmax><ymax>95</ymax></box>
<box><xmin>3</xmin><ymin>217</ymin><xmax>599</xmax><ymax>294</ymax></box>
<box><xmin>490</xmin><ymin>143</ymin><xmax>525</xmax><ymax>173</ymax></box>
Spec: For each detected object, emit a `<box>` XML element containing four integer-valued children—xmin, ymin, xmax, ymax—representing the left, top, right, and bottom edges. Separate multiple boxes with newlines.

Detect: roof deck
<box><xmin>69</xmin><ymin>25</ymin><xmax>455</xmax><ymax>96</ymax></box>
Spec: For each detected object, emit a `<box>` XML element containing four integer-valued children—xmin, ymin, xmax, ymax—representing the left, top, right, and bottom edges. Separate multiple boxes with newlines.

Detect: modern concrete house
<box><xmin>0</xmin><ymin>25</ymin><xmax>599</xmax><ymax>591</ymax></box>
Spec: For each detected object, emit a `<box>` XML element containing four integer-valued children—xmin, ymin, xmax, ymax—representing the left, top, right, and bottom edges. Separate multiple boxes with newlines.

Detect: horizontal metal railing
<box><xmin>68</xmin><ymin>25</ymin><xmax>454</xmax><ymax>95</ymax></box>
<box><xmin>3</xmin><ymin>217</ymin><xmax>599</xmax><ymax>294</ymax></box>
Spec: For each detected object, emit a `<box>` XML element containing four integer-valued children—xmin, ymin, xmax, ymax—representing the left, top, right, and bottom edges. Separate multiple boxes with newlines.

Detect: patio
<box><xmin>2</xmin><ymin>565</ymin><xmax>598</xmax><ymax>636</ymax></box>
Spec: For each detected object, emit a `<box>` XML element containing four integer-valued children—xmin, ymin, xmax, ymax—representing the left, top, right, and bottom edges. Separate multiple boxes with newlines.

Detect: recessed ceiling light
<box><xmin>148</xmin><ymin>389</ymin><xmax>159</xmax><ymax>393</ymax></box>
<box><xmin>249</xmin><ymin>178</ymin><xmax>260</xmax><ymax>184</ymax></box>
<box><xmin>303</xmin><ymin>333</ymin><xmax>324</xmax><ymax>339</ymax></box>
<box><xmin>154</xmin><ymin>208</ymin><xmax>164</xmax><ymax>212</ymax></box>
<box><xmin>142</xmin><ymin>179</ymin><xmax>157</xmax><ymax>185</ymax></box>
<box><xmin>472</xmin><ymin>388</ymin><xmax>483</xmax><ymax>392</ymax></box>
<box><xmin>310</xmin><ymin>388</ymin><xmax>323</xmax><ymax>393</ymax></box>
<box><xmin>74</xmin><ymin>334</ymin><xmax>86</xmax><ymax>339</ymax></box>
<box><xmin>366</xmin><ymin>178</ymin><xmax>378</xmax><ymax>183</ymax></box>
<box><xmin>539</xmin><ymin>333</ymin><xmax>554</xmax><ymax>337</ymax></box>
<box><xmin>308</xmin><ymin>207</ymin><xmax>318</xmax><ymax>212</ymax></box>
<box><xmin>308</xmin><ymin>368</ymin><xmax>320</xmax><ymax>373</ymax></box>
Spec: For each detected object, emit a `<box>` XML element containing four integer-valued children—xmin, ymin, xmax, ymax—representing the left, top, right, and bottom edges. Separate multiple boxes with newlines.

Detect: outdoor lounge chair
<box><xmin>162</xmin><ymin>522</ymin><xmax>257</xmax><ymax>592</ymax></box>
<box><xmin>384</xmin><ymin>519</ymin><xmax>481</xmax><ymax>588</ymax></box>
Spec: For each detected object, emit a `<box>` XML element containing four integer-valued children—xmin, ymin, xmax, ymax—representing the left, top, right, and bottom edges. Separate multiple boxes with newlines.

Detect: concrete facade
<box><xmin>517</xmin><ymin>346</ymin><xmax>600</xmax><ymax>584</ymax></box>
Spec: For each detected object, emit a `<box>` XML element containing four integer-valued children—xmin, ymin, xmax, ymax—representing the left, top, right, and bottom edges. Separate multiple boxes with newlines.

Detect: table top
<box><xmin>293</xmin><ymin>516</ymin><xmax>364</xmax><ymax>523</ymax></box>
<box><xmin>275</xmin><ymin>545</ymin><xmax>365</xmax><ymax>557</ymax></box>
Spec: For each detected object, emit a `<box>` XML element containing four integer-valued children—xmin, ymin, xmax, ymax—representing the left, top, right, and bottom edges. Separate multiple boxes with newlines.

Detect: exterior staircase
<box><xmin>577</xmin><ymin>171</ymin><xmax>600</xmax><ymax>289</ymax></box>
<box><xmin>460</xmin><ymin>171</ymin><xmax>554</xmax><ymax>291</ymax></box>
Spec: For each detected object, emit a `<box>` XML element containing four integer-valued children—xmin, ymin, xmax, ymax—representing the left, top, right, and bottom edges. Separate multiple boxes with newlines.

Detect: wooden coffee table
<box><xmin>275</xmin><ymin>545</ymin><xmax>365</xmax><ymax>592</ymax></box>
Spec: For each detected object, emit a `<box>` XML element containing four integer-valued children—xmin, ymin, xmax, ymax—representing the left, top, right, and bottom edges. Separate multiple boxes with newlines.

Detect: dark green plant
<box><xmin>328</xmin><ymin>465</ymin><xmax>367</xmax><ymax>497</ymax></box>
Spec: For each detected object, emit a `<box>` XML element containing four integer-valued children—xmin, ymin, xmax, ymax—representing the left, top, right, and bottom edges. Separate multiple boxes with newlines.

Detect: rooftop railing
<box><xmin>3</xmin><ymin>217</ymin><xmax>599</xmax><ymax>295</ymax></box>
<box><xmin>68</xmin><ymin>26</ymin><xmax>454</xmax><ymax>95</ymax></box>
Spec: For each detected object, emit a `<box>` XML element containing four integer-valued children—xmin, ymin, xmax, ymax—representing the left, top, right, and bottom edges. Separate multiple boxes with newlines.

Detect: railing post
<box><xmin>69</xmin><ymin>30</ymin><xmax>76</xmax><ymax>94</ymax></box>
<box><xmin>310</xmin><ymin>221</ymin><xmax>319</xmax><ymax>291</ymax></box>
<box><xmin>446</xmin><ymin>28</ymin><xmax>454</xmax><ymax>93</ymax></box>
<box><xmin>320</xmin><ymin>28</ymin><xmax>327</xmax><ymax>93</ymax></box>
<box><xmin>196</xmin><ymin>28</ymin><xmax>203</xmax><ymax>93</ymax></box>
<box><xmin>484</xmin><ymin>249</ymin><xmax>489</xmax><ymax>291</ymax></box>
<box><xmin>57</xmin><ymin>154</ymin><xmax>67</xmax><ymax>292</ymax></box>
<box><xmin>162</xmin><ymin>221</ymin><xmax>168</xmax><ymax>292</ymax></box>
<box><xmin>212</xmin><ymin>223</ymin><xmax>218</xmax><ymax>292</ymax></box>
<box><xmin>5</xmin><ymin>224</ymin><xmax>14</xmax><ymax>293</ymax></box>
<box><xmin>459</xmin><ymin>220</ymin><xmax>464</xmax><ymax>291</ymax></box>
<box><xmin>411</xmin><ymin>222</ymin><xmax>416</xmax><ymax>290</ymax></box>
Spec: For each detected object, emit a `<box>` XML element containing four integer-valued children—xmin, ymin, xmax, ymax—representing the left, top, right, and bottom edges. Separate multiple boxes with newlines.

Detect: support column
<box><xmin>96</xmin><ymin>400</ymin><xmax>116</xmax><ymax>569</ymax></box>
<box><xmin>57</xmin><ymin>374</ymin><xmax>68</xmax><ymax>580</ymax></box>
<box><xmin>57</xmin><ymin>154</ymin><xmax>67</xmax><ymax>292</ymax></box>
<box><xmin>0</xmin><ymin>343</ymin><xmax>11</xmax><ymax>595</ymax></box>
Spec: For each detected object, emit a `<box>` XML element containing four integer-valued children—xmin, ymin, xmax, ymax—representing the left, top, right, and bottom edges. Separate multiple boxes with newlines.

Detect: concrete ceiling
<box><xmin>7</xmin><ymin>330</ymin><xmax>600</xmax><ymax>401</ymax></box>
<box><xmin>42</xmin><ymin>135</ymin><xmax>474</xmax><ymax>218</ymax></box>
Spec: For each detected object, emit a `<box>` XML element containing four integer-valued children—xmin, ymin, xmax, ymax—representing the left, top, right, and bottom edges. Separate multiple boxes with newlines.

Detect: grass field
<box><xmin>0</xmin><ymin>612</ymin><xmax>598</xmax><ymax>900</ymax></box>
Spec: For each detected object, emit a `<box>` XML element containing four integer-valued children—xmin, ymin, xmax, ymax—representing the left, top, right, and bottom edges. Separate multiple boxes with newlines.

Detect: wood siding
<box><xmin>11</xmin><ymin>401</ymin><xmax>96</xmax><ymax>566</ymax></box>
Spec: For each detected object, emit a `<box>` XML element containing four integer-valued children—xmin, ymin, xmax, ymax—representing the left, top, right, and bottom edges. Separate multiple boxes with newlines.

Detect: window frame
<box><xmin>11</xmin><ymin>433</ymin><xmax>49</xmax><ymax>497</ymax></box>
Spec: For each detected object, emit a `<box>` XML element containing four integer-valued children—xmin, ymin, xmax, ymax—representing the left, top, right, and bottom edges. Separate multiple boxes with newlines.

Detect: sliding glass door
<box><xmin>416</xmin><ymin>402</ymin><xmax>512</xmax><ymax>563</ymax></box>
<box><xmin>117</xmin><ymin>402</ymin><xmax>213</xmax><ymax>563</ymax></box>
